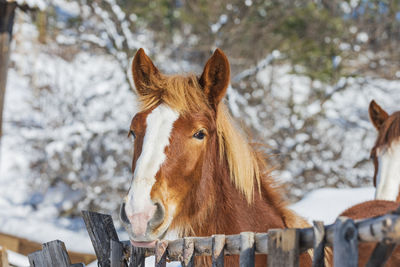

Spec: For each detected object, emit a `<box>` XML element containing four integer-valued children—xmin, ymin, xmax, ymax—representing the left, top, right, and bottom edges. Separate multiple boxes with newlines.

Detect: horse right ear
<box><xmin>369</xmin><ymin>100</ymin><xmax>389</xmax><ymax>130</ymax></box>
<box><xmin>129</xmin><ymin>48</ymin><xmax>160</xmax><ymax>96</ymax></box>
<box><xmin>199</xmin><ymin>48</ymin><xmax>230</xmax><ymax>108</ymax></box>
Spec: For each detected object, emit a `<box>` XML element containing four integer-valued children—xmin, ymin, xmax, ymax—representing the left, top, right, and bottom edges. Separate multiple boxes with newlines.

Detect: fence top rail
<box><xmin>109</xmin><ymin>210</ymin><xmax>400</xmax><ymax>260</ymax></box>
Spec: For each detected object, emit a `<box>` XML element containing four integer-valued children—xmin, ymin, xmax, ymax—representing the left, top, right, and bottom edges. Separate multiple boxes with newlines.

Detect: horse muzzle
<box><xmin>119</xmin><ymin>201</ymin><xmax>166</xmax><ymax>247</ymax></box>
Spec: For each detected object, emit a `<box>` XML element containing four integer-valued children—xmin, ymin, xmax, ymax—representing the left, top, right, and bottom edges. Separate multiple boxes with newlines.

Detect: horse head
<box><xmin>369</xmin><ymin>100</ymin><xmax>400</xmax><ymax>201</ymax></box>
<box><xmin>119</xmin><ymin>48</ymin><xmax>232</xmax><ymax>247</ymax></box>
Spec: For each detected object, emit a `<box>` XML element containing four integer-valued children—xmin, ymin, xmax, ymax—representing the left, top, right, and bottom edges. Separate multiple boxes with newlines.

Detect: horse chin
<box><xmin>128</xmin><ymin>225</ymin><xmax>170</xmax><ymax>249</ymax></box>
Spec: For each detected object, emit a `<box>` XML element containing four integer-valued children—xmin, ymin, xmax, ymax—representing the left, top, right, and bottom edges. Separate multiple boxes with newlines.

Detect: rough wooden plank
<box><xmin>0</xmin><ymin>1</ymin><xmax>17</xmax><ymax>141</ymax></box>
<box><xmin>182</xmin><ymin>238</ymin><xmax>194</xmax><ymax>267</ymax></box>
<box><xmin>333</xmin><ymin>217</ymin><xmax>358</xmax><ymax>267</ymax></box>
<box><xmin>0</xmin><ymin>246</ymin><xmax>9</xmax><ymax>267</ymax></box>
<box><xmin>155</xmin><ymin>240</ymin><xmax>168</xmax><ymax>267</ymax></box>
<box><xmin>297</xmin><ymin>213</ymin><xmax>400</xmax><ymax>251</ymax></box>
<box><xmin>267</xmin><ymin>228</ymin><xmax>299</xmax><ymax>267</ymax></box>
<box><xmin>239</xmin><ymin>232</ymin><xmax>255</xmax><ymax>267</ymax></box>
<box><xmin>211</xmin><ymin>235</ymin><xmax>225</xmax><ymax>267</ymax></box>
<box><xmin>41</xmin><ymin>240</ymin><xmax>71</xmax><ymax>267</ymax></box>
<box><xmin>254</xmin><ymin>233</ymin><xmax>268</xmax><ymax>254</ymax></box>
<box><xmin>365</xmin><ymin>242</ymin><xmax>396</xmax><ymax>267</ymax></box>
<box><xmin>129</xmin><ymin>246</ymin><xmax>145</xmax><ymax>267</ymax></box>
<box><xmin>111</xmin><ymin>240</ymin><xmax>127</xmax><ymax>267</ymax></box>
<box><xmin>0</xmin><ymin>232</ymin><xmax>95</xmax><ymax>264</ymax></box>
<box><xmin>356</xmin><ymin>214</ymin><xmax>400</xmax><ymax>243</ymax></box>
<box><xmin>167</xmin><ymin>239</ymin><xmax>184</xmax><ymax>261</ymax></box>
<box><xmin>28</xmin><ymin>251</ymin><xmax>45</xmax><ymax>267</ymax></box>
<box><xmin>113</xmin><ymin>212</ymin><xmax>400</xmax><ymax>263</ymax></box>
<box><xmin>312</xmin><ymin>221</ymin><xmax>325</xmax><ymax>267</ymax></box>
<box><xmin>82</xmin><ymin>211</ymin><xmax>119</xmax><ymax>267</ymax></box>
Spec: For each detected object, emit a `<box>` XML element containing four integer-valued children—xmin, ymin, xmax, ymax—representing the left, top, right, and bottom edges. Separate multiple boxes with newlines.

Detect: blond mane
<box><xmin>135</xmin><ymin>73</ymin><xmax>262</xmax><ymax>203</ymax></box>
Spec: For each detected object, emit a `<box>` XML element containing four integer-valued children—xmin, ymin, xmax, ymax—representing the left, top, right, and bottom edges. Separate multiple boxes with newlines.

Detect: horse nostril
<box><xmin>120</xmin><ymin>202</ymin><xmax>130</xmax><ymax>225</ymax></box>
<box><xmin>149</xmin><ymin>202</ymin><xmax>165</xmax><ymax>227</ymax></box>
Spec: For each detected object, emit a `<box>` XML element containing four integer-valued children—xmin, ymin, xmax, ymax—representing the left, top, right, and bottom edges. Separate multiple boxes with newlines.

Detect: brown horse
<box><xmin>119</xmin><ymin>48</ymin><xmax>312</xmax><ymax>266</ymax></box>
<box><xmin>340</xmin><ymin>199</ymin><xmax>400</xmax><ymax>266</ymax></box>
<box><xmin>368</xmin><ymin>100</ymin><xmax>400</xmax><ymax>202</ymax></box>
<box><xmin>338</xmin><ymin>100</ymin><xmax>400</xmax><ymax>266</ymax></box>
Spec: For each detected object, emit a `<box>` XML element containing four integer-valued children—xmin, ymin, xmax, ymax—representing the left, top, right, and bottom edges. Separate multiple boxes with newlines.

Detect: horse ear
<box><xmin>369</xmin><ymin>100</ymin><xmax>389</xmax><ymax>130</ymax></box>
<box><xmin>129</xmin><ymin>48</ymin><xmax>160</xmax><ymax>96</ymax></box>
<box><xmin>199</xmin><ymin>48</ymin><xmax>230</xmax><ymax>107</ymax></box>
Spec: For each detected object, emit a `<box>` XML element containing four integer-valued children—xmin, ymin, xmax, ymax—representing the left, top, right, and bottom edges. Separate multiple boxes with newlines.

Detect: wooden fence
<box><xmin>27</xmin><ymin>208</ymin><xmax>400</xmax><ymax>267</ymax></box>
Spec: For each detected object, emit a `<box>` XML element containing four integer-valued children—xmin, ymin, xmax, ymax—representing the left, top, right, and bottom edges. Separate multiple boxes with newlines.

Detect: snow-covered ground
<box><xmin>290</xmin><ymin>187</ymin><xmax>375</xmax><ymax>224</ymax></box>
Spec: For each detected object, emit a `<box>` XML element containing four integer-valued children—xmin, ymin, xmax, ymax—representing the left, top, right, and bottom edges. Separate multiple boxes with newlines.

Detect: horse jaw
<box><xmin>375</xmin><ymin>140</ymin><xmax>400</xmax><ymax>201</ymax></box>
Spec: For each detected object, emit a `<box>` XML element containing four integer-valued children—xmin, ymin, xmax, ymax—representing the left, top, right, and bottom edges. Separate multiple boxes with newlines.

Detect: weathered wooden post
<box><xmin>365</xmin><ymin>241</ymin><xmax>396</xmax><ymax>267</ymax></box>
<box><xmin>181</xmin><ymin>237</ymin><xmax>194</xmax><ymax>267</ymax></box>
<box><xmin>333</xmin><ymin>217</ymin><xmax>358</xmax><ymax>267</ymax></box>
<box><xmin>129</xmin><ymin>246</ymin><xmax>145</xmax><ymax>267</ymax></box>
<box><xmin>28</xmin><ymin>240</ymin><xmax>85</xmax><ymax>267</ymax></box>
<box><xmin>0</xmin><ymin>246</ymin><xmax>9</xmax><ymax>267</ymax></box>
<box><xmin>110</xmin><ymin>240</ymin><xmax>127</xmax><ymax>267</ymax></box>
<box><xmin>267</xmin><ymin>228</ymin><xmax>300</xmax><ymax>267</ymax></box>
<box><xmin>211</xmin><ymin>234</ymin><xmax>225</xmax><ymax>267</ymax></box>
<box><xmin>155</xmin><ymin>240</ymin><xmax>168</xmax><ymax>267</ymax></box>
<box><xmin>312</xmin><ymin>221</ymin><xmax>326</xmax><ymax>267</ymax></box>
<box><xmin>0</xmin><ymin>0</ymin><xmax>17</xmax><ymax>154</ymax></box>
<box><xmin>28</xmin><ymin>250</ymin><xmax>46</xmax><ymax>267</ymax></box>
<box><xmin>240</xmin><ymin>232</ymin><xmax>255</xmax><ymax>267</ymax></box>
<box><xmin>82</xmin><ymin>211</ymin><xmax>124</xmax><ymax>267</ymax></box>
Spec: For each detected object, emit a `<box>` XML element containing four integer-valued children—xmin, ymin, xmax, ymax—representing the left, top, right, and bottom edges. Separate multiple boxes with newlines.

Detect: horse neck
<box><xmin>184</xmin><ymin>137</ymin><xmax>305</xmax><ymax>237</ymax></box>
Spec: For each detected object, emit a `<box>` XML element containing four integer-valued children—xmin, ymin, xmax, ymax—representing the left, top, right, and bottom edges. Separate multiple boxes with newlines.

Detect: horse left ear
<box><xmin>369</xmin><ymin>100</ymin><xmax>389</xmax><ymax>130</ymax></box>
<box><xmin>129</xmin><ymin>48</ymin><xmax>161</xmax><ymax>96</ymax></box>
<box><xmin>199</xmin><ymin>49</ymin><xmax>230</xmax><ymax>108</ymax></box>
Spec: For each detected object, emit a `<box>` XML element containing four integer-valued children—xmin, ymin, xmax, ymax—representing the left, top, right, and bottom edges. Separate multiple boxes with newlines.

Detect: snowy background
<box><xmin>1</xmin><ymin>0</ymin><xmax>399</xmax><ymax>265</ymax></box>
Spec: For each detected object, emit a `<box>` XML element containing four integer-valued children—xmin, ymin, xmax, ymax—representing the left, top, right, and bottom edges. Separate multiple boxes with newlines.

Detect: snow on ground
<box><xmin>290</xmin><ymin>187</ymin><xmax>375</xmax><ymax>224</ymax></box>
<box><xmin>4</xmin><ymin>249</ymin><xmax>30</xmax><ymax>267</ymax></box>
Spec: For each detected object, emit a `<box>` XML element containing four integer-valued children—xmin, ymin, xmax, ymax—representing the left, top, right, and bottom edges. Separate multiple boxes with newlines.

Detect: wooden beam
<box><xmin>0</xmin><ymin>232</ymin><xmax>96</xmax><ymax>264</ymax></box>
<box><xmin>365</xmin><ymin>242</ymin><xmax>396</xmax><ymax>267</ymax></box>
<box><xmin>211</xmin><ymin>235</ymin><xmax>225</xmax><ymax>267</ymax></box>
<box><xmin>115</xmin><ymin>211</ymin><xmax>400</xmax><ymax>264</ymax></box>
<box><xmin>41</xmin><ymin>240</ymin><xmax>72</xmax><ymax>267</ymax></box>
<box><xmin>239</xmin><ymin>232</ymin><xmax>255</xmax><ymax>267</ymax></box>
<box><xmin>28</xmin><ymin>250</ymin><xmax>45</xmax><ymax>267</ymax></box>
<box><xmin>129</xmin><ymin>246</ymin><xmax>145</xmax><ymax>267</ymax></box>
<box><xmin>0</xmin><ymin>246</ymin><xmax>9</xmax><ymax>267</ymax></box>
<box><xmin>155</xmin><ymin>240</ymin><xmax>168</xmax><ymax>267</ymax></box>
<box><xmin>333</xmin><ymin>217</ymin><xmax>358</xmax><ymax>267</ymax></box>
<box><xmin>110</xmin><ymin>240</ymin><xmax>128</xmax><ymax>267</ymax></box>
<box><xmin>0</xmin><ymin>1</ymin><xmax>16</xmax><ymax>146</ymax></box>
<box><xmin>312</xmin><ymin>221</ymin><xmax>325</xmax><ymax>267</ymax></box>
<box><xmin>82</xmin><ymin>211</ymin><xmax>120</xmax><ymax>267</ymax></box>
<box><xmin>267</xmin><ymin>228</ymin><xmax>299</xmax><ymax>267</ymax></box>
<box><xmin>182</xmin><ymin>238</ymin><xmax>194</xmax><ymax>267</ymax></box>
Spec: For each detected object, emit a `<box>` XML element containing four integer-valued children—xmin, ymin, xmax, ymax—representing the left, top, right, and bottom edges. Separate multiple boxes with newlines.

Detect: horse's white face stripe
<box><xmin>375</xmin><ymin>140</ymin><xmax>400</xmax><ymax>201</ymax></box>
<box><xmin>126</xmin><ymin>104</ymin><xmax>179</xmax><ymax>214</ymax></box>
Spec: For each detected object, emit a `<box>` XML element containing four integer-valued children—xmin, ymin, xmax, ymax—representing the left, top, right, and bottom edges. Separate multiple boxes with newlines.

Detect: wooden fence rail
<box><xmin>27</xmin><ymin>209</ymin><xmax>400</xmax><ymax>267</ymax></box>
<box><xmin>28</xmin><ymin>240</ymin><xmax>85</xmax><ymax>267</ymax></box>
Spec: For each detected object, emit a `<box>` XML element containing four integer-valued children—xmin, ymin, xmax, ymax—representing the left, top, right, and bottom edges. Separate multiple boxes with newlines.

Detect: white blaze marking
<box><xmin>375</xmin><ymin>140</ymin><xmax>400</xmax><ymax>201</ymax></box>
<box><xmin>126</xmin><ymin>104</ymin><xmax>179</xmax><ymax>214</ymax></box>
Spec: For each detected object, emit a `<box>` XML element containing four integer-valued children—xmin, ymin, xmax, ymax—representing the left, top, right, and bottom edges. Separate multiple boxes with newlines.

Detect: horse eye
<box><xmin>193</xmin><ymin>130</ymin><xmax>206</xmax><ymax>140</ymax></box>
<box><xmin>129</xmin><ymin>130</ymin><xmax>136</xmax><ymax>140</ymax></box>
